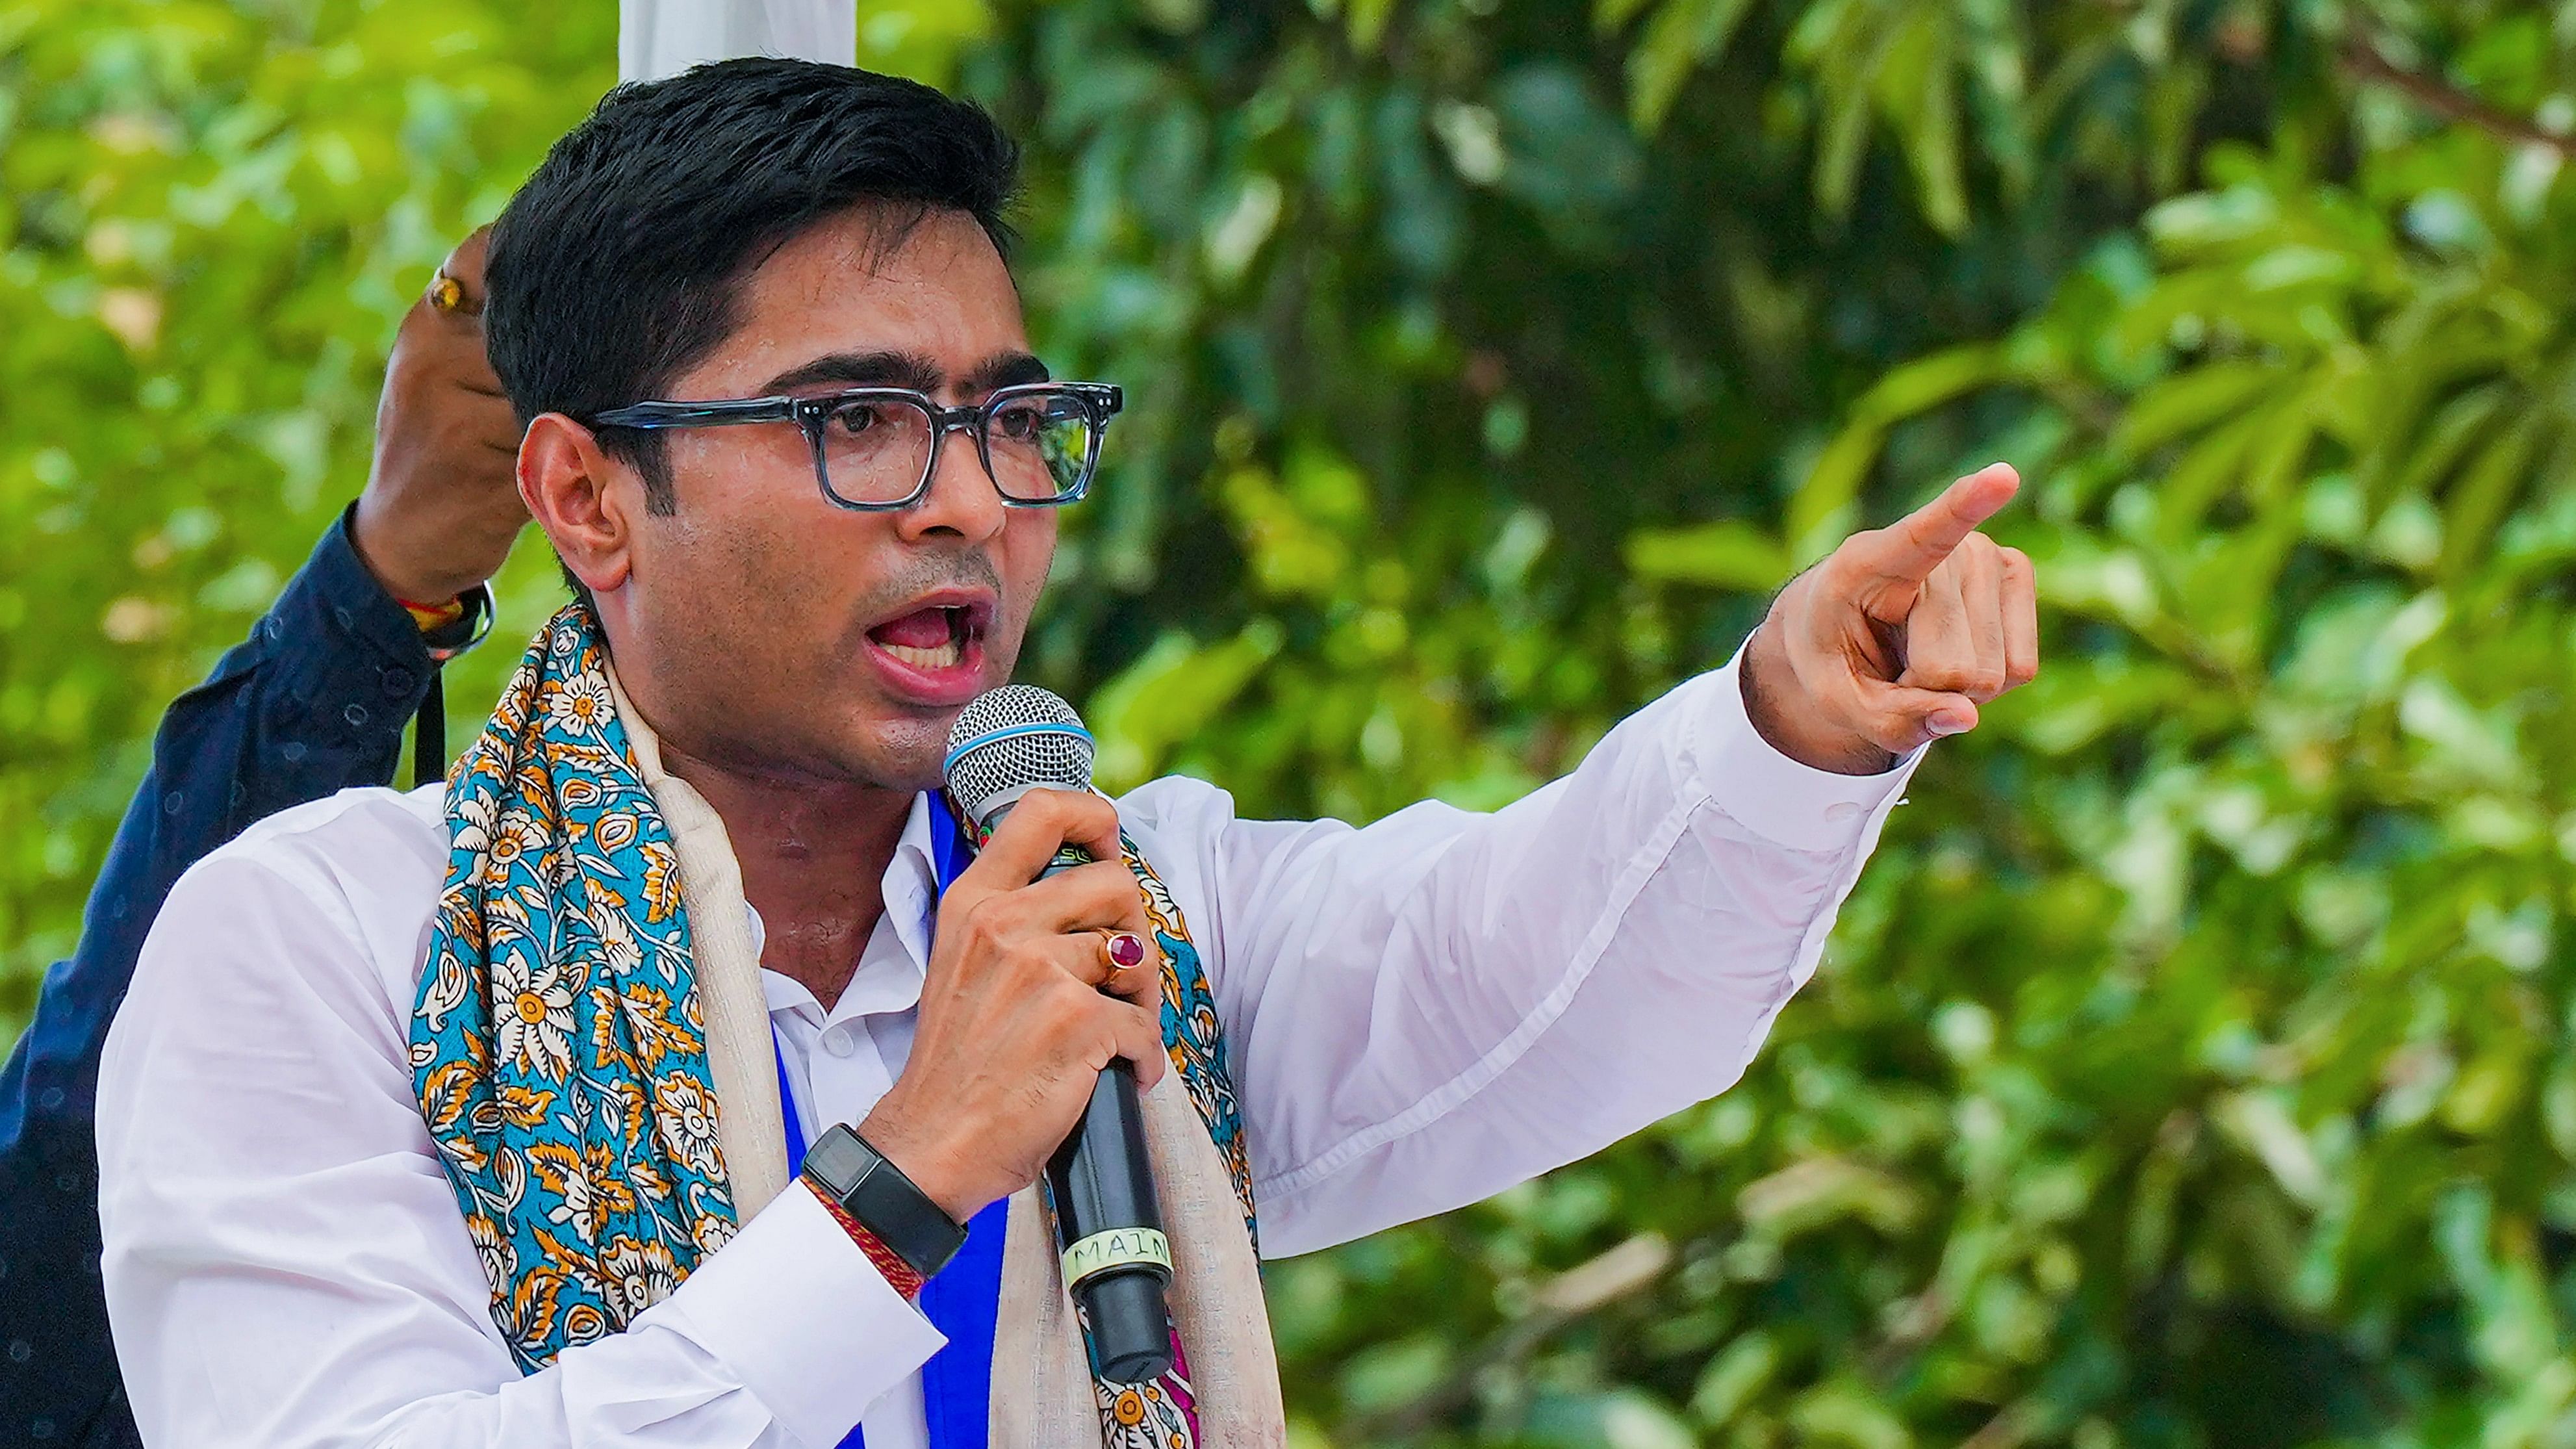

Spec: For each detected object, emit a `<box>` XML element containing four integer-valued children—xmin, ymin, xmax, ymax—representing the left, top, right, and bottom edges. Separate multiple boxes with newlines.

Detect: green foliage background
<box><xmin>10</xmin><ymin>1</ymin><xmax>2576</xmax><ymax>1444</ymax></box>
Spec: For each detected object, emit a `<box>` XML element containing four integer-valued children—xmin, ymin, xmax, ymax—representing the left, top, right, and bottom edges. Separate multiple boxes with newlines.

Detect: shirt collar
<box><xmin>746</xmin><ymin>790</ymin><xmax>943</xmax><ymax>1022</ymax></box>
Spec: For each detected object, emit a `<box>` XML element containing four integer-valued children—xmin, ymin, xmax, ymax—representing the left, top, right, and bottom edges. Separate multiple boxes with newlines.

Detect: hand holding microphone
<box><xmin>856</xmin><ymin>786</ymin><xmax>1164</xmax><ymax>1222</ymax></box>
<box><xmin>855</xmin><ymin>685</ymin><xmax>1178</xmax><ymax>1381</ymax></box>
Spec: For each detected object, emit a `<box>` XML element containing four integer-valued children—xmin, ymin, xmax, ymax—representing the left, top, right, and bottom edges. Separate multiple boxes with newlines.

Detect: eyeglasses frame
<box><xmin>585</xmin><ymin>381</ymin><xmax>1124</xmax><ymax>513</ymax></box>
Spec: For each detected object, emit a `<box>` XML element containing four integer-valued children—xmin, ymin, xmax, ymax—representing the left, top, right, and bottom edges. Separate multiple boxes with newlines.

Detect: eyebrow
<box><xmin>963</xmin><ymin>351</ymin><xmax>1051</xmax><ymax>394</ymax></box>
<box><xmin>758</xmin><ymin>349</ymin><xmax>1052</xmax><ymax>398</ymax></box>
<box><xmin>759</xmin><ymin>350</ymin><xmax>940</xmax><ymax>394</ymax></box>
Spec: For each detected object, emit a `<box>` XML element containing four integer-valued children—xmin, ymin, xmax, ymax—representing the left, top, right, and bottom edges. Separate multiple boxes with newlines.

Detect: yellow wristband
<box><xmin>398</xmin><ymin>595</ymin><xmax>468</xmax><ymax>635</ymax></box>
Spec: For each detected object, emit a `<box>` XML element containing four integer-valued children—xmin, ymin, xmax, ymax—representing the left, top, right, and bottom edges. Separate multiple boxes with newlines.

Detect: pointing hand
<box><xmin>1741</xmin><ymin>463</ymin><xmax>2039</xmax><ymax>774</ymax></box>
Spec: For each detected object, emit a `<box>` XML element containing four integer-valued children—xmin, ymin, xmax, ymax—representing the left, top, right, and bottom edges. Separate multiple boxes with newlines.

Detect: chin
<box><xmin>845</xmin><ymin>719</ymin><xmax>955</xmax><ymax>793</ymax></box>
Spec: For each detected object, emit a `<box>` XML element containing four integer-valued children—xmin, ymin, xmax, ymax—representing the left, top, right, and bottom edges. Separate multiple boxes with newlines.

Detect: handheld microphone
<box><xmin>942</xmin><ymin>685</ymin><xmax>1174</xmax><ymax>1385</ymax></box>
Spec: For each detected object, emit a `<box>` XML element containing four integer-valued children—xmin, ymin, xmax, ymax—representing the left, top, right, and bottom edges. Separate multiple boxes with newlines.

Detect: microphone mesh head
<box><xmin>942</xmin><ymin>684</ymin><xmax>1095</xmax><ymax>828</ymax></box>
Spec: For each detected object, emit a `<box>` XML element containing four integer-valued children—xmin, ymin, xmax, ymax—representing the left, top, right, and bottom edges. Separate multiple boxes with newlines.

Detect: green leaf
<box><xmin>2438</xmin><ymin>405</ymin><xmax>2550</xmax><ymax>580</ymax></box>
<box><xmin>1624</xmin><ymin>0</ymin><xmax>1759</xmax><ymax>133</ymax></box>
<box><xmin>1791</xmin><ymin>344</ymin><xmax>2008</xmax><ymax>547</ymax></box>
<box><xmin>1878</xmin><ymin>3</ymin><xmax>1967</xmax><ymax>237</ymax></box>
<box><xmin>1086</xmin><ymin>621</ymin><xmax>1288</xmax><ymax>792</ymax></box>
<box><xmin>1624</xmin><ymin>518</ymin><xmax>1788</xmax><ymax>589</ymax></box>
<box><xmin>2110</xmin><ymin>361</ymin><xmax>2285</xmax><ymax>461</ymax></box>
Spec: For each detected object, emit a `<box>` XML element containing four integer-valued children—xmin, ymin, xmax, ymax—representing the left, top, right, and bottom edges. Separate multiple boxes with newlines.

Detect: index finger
<box><xmin>1848</xmin><ymin>463</ymin><xmax>2020</xmax><ymax>585</ymax></box>
<box><xmin>1007</xmin><ymin>861</ymin><xmax>1154</xmax><ymax>938</ymax></box>
<box><xmin>962</xmin><ymin>787</ymin><xmax>1124</xmax><ymax>888</ymax></box>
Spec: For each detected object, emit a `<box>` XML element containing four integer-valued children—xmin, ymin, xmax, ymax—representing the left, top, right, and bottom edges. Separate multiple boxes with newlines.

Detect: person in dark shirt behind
<box><xmin>0</xmin><ymin>227</ymin><xmax>526</xmax><ymax>1449</ymax></box>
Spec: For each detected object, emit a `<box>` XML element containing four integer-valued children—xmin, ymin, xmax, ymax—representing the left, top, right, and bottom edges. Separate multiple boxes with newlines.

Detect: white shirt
<box><xmin>96</xmin><ymin>648</ymin><xmax>1920</xmax><ymax>1448</ymax></box>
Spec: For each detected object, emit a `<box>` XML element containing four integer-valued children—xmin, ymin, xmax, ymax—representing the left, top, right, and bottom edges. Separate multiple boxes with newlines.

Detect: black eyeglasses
<box><xmin>587</xmin><ymin>382</ymin><xmax>1123</xmax><ymax>512</ymax></box>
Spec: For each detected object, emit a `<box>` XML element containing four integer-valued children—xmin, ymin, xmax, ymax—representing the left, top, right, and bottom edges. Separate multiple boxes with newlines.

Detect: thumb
<box><xmin>1859</xmin><ymin>679</ymin><xmax>1980</xmax><ymax>753</ymax></box>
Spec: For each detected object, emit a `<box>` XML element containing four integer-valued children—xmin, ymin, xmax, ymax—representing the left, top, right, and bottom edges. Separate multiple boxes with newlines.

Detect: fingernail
<box><xmin>1928</xmin><ymin>711</ymin><xmax>1973</xmax><ymax>737</ymax></box>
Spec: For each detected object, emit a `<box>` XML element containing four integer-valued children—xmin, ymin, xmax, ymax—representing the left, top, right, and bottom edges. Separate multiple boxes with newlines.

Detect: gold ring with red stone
<box><xmin>1099</xmin><ymin>929</ymin><xmax>1148</xmax><ymax>986</ymax></box>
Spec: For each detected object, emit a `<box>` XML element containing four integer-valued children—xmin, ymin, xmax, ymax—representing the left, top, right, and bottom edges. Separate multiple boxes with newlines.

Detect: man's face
<box><xmin>606</xmin><ymin>207</ymin><xmax>1056</xmax><ymax>791</ymax></box>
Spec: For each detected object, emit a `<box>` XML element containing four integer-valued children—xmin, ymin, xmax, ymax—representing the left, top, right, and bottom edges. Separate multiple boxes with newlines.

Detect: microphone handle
<box><xmin>1046</xmin><ymin>1064</ymin><xmax>1173</xmax><ymax>1382</ymax></box>
<box><xmin>1033</xmin><ymin>842</ymin><xmax>1175</xmax><ymax>1384</ymax></box>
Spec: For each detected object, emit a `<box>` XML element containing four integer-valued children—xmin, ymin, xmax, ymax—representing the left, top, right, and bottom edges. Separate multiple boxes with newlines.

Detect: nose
<box><xmin>897</xmin><ymin>422</ymin><xmax>1007</xmax><ymax>544</ymax></box>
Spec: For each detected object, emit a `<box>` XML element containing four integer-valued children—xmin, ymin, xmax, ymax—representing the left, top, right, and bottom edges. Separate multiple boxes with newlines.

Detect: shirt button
<box><xmin>6</xmin><ymin>1340</ymin><xmax>29</xmax><ymax>1363</ymax></box>
<box><xmin>36</xmin><ymin>1087</ymin><xmax>62</xmax><ymax>1112</ymax></box>
<box><xmin>344</xmin><ymin>703</ymin><xmax>370</xmax><ymax>727</ymax></box>
<box><xmin>383</xmin><ymin>666</ymin><xmax>416</xmax><ymax>697</ymax></box>
<box><xmin>823</xmin><ymin>1029</ymin><xmax>858</xmax><ymax>1059</ymax></box>
<box><xmin>1824</xmin><ymin>801</ymin><xmax>1863</xmax><ymax>822</ymax></box>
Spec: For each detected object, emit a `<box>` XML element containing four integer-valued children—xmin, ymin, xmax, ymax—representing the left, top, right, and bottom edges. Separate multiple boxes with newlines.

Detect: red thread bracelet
<box><xmin>806</xmin><ymin>1181</ymin><xmax>926</xmax><ymax>1300</ymax></box>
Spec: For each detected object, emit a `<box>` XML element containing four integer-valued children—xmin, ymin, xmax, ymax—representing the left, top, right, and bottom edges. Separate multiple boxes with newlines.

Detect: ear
<box><xmin>518</xmin><ymin>414</ymin><xmax>639</xmax><ymax>596</ymax></box>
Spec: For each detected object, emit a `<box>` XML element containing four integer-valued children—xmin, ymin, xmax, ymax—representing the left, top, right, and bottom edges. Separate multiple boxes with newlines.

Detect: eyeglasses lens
<box><xmin>816</xmin><ymin>391</ymin><xmax>1097</xmax><ymax>507</ymax></box>
<box><xmin>818</xmin><ymin>399</ymin><xmax>936</xmax><ymax>507</ymax></box>
<box><xmin>983</xmin><ymin>392</ymin><xmax>1097</xmax><ymax>501</ymax></box>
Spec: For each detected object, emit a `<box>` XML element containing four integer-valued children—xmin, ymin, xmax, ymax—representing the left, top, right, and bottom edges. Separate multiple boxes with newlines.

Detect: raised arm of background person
<box><xmin>0</xmin><ymin>229</ymin><xmax>520</xmax><ymax>1449</ymax></box>
<box><xmin>94</xmin><ymin>791</ymin><xmax>945</xmax><ymax>1449</ymax></box>
<box><xmin>0</xmin><ymin>512</ymin><xmax>433</xmax><ymax>1449</ymax></box>
<box><xmin>1138</xmin><ymin>467</ymin><xmax>2038</xmax><ymax>1259</ymax></box>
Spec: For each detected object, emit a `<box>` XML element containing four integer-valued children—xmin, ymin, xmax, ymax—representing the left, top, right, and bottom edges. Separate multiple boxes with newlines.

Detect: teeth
<box><xmin>881</xmin><ymin>639</ymin><xmax>963</xmax><ymax>670</ymax></box>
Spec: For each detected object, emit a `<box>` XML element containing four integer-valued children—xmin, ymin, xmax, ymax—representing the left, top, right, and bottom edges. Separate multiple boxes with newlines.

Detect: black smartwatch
<box><xmin>800</xmin><ymin>1123</ymin><xmax>968</xmax><ymax>1277</ymax></box>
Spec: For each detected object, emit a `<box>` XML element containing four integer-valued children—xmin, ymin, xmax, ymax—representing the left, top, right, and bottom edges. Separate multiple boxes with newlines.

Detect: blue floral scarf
<box><xmin>411</xmin><ymin>602</ymin><xmax>1255</xmax><ymax>1378</ymax></box>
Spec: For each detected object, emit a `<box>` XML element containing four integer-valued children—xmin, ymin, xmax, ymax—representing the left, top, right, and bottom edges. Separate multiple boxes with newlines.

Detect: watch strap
<box><xmin>799</xmin><ymin>1123</ymin><xmax>967</xmax><ymax>1279</ymax></box>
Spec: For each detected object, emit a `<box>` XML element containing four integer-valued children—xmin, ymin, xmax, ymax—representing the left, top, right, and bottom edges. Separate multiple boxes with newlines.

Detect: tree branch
<box><xmin>2338</xmin><ymin>36</ymin><xmax>2576</xmax><ymax>158</ymax></box>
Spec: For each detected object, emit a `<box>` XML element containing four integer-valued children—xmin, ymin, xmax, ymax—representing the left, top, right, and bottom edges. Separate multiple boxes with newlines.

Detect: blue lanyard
<box><xmin>774</xmin><ymin>794</ymin><xmax>1008</xmax><ymax>1449</ymax></box>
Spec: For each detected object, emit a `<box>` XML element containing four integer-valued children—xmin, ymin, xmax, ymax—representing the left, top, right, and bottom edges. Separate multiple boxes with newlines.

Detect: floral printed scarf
<box><xmin>411</xmin><ymin>603</ymin><xmax>1262</xmax><ymax>1434</ymax></box>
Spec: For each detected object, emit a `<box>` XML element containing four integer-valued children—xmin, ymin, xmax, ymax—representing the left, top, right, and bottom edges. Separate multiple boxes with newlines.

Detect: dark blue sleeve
<box><xmin>0</xmin><ymin>506</ymin><xmax>439</xmax><ymax>1448</ymax></box>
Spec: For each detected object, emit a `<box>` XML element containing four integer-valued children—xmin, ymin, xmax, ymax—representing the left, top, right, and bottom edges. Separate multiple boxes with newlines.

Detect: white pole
<box><xmin>620</xmin><ymin>0</ymin><xmax>856</xmax><ymax>84</ymax></box>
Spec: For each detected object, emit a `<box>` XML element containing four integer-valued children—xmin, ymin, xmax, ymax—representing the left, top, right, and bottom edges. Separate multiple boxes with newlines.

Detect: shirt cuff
<box><xmin>1687</xmin><ymin>638</ymin><xmax>1925</xmax><ymax>853</ymax></box>
<box><xmin>639</xmin><ymin>1184</ymin><xmax>947</xmax><ymax>1447</ymax></box>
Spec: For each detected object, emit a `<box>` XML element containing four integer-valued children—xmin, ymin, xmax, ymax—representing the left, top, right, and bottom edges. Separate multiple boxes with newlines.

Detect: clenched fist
<box><xmin>350</xmin><ymin>227</ymin><xmax>528</xmax><ymax>605</ymax></box>
<box><xmin>1744</xmin><ymin>463</ymin><xmax>2039</xmax><ymax>774</ymax></box>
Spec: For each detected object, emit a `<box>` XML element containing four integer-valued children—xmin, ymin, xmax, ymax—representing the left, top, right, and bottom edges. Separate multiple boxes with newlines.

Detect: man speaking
<box><xmin>94</xmin><ymin>60</ymin><xmax>2037</xmax><ymax>1449</ymax></box>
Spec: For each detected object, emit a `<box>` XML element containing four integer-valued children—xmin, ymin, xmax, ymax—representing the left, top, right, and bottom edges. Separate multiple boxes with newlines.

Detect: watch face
<box><xmin>804</xmin><ymin>1124</ymin><xmax>878</xmax><ymax>1197</ymax></box>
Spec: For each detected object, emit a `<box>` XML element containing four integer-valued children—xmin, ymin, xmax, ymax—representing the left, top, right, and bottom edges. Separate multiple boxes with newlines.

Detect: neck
<box><xmin>653</xmin><ymin>739</ymin><xmax>913</xmax><ymax>1012</ymax></box>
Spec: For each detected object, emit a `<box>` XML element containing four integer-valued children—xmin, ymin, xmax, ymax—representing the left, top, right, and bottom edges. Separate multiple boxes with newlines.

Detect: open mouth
<box><xmin>861</xmin><ymin>595</ymin><xmax>993</xmax><ymax>700</ymax></box>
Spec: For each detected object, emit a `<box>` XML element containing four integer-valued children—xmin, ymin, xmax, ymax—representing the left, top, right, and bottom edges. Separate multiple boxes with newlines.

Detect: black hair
<box><xmin>483</xmin><ymin>57</ymin><xmax>1022</xmax><ymax>598</ymax></box>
